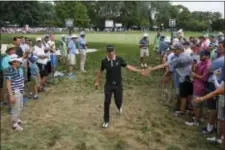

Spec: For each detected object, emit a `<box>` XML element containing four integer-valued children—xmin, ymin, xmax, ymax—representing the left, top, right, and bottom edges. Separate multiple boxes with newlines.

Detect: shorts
<box><xmin>68</xmin><ymin>54</ymin><xmax>76</xmax><ymax>65</ymax></box>
<box><xmin>140</xmin><ymin>48</ymin><xmax>149</xmax><ymax>57</ymax></box>
<box><xmin>179</xmin><ymin>76</ymin><xmax>193</xmax><ymax>98</ymax></box>
<box><xmin>218</xmin><ymin>96</ymin><xmax>225</xmax><ymax>120</ymax></box>
<box><xmin>37</xmin><ymin>63</ymin><xmax>49</xmax><ymax>77</ymax></box>
<box><xmin>50</xmin><ymin>55</ymin><xmax>57</xmax><ymax>69</ymax></box>
<box><xmin>31</xmin><ymin>75</ymin><xmax>40</xmax><ymax>87</ymax></box>
<box><xmin>207</xmin><ymin>82</ymin><xmax>217</xmax><ymax>110</ymax></box>
<box><xmin>0</xmin><ymin>70</ymin><xmax>3</xmax><ymax>88</ymax></box>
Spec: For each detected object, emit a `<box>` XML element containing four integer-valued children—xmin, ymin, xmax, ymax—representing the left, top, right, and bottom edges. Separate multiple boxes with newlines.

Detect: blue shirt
<box><xmin>159</xmin><ymin>41</ymin><xmax>169</xmax><ymax>54</ymax></box>
<box><xmin>78</xmin><ymin>37</ymin><xmax>87</xmax><ymax>49</ymax></box>
<box><xmin>4</xmin><ymin>66</ymin><xmax>24</xmax><ymax>93</ymax></box>
<box><xmin>68</xmin><ymin>40</ymin><xmax>77</xmax><ymax>55</ymax></box>
<box><xmin>30</xmin><ymin>63</ymin><xmax>39</xmax><ymax>76</ymax></box>
<box><xmin>139</xmin><ymin>38</ymin><xmax>149</xmax><ymax>48</ymax></box>
<box><xmin>169</xmin><ymin>52</ymin><xmax>192</xmax><ymax>83</ymax></box>
<box><xmin>210</xmin><ymin>56</ymin><xmax>224</xmax><ymax>82</ymax></box>
<box><xmin>170</xmin><ymin>55</ymin><xmax>179</xmax><ymax>88</ymax></box>
<box><xmin>1</xmin><ymin>55</ymin><xmax>10</xmax><ymax>70</ymax></box>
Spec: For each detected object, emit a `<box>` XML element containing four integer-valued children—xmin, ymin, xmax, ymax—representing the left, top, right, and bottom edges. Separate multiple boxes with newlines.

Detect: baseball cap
<box><xmin>71</xmin><ymin>34</ymin><xmax>78</xmax><ymax>38</ymax></box>
<box><xmin>36</xmin><ymin>37</ymin><xmax>42</xmax><ymax>41</ymax></box>
<box><xmin>218</xmin><ymin>32</ymin><xmax>224</xmax><ymax>36</ymax></box>
<box><xmin>173</xmin><ymin>43</ymin><xmax>184</xmax><ymax>51</ymax></box>
<box><xmin>200</xmin><ymin>50</ymin><xmax>211</xmax><ymax>56</ymax></box>
<box><xmin>143</xmin><ymin>33</ymin><xmax>148</xmax><ymax>37</ymax></box>
<box><xmin>80</xmin><ymin>31</ymin><xmax>85</xmax><ymax>35</ymax></box>
<box><xmin>106</xmin><ymin>44</ymin><xmax>115</xmax><ymax>52</ymax></box>
<box><xmin>44</xmin><ymin>34</ymin><xmax>49</xmax><ymax>38</ymax></box>
<box><xmin>164</xmin><ymin>36</ymin><xmax>171</xmax><ymax>43</ymax></box>
<box><xmin>6</xmin><ymin>44</ymin><xmax>16</xmax><ymax>53</ymax></box>
<box><xmin>9</xmin><ymin>54</ymin><xmax>23</xmax><ymax>63</ymax></box>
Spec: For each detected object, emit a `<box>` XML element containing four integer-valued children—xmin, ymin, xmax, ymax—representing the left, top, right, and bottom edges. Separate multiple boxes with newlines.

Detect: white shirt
<box><xmin>48</xmin><ymin>40</ymin><xmax>56</xmax><ymax>55</ymax></box>
<box><xmin>167</xmin><ymin>52</ymin><xmax>174</xmax><ymax>63</ymax></box>
<box><xmin>20</xmin><ymin>43</ymin><xmax>29</xmax><ymax>53</ymax></box>
<box><xmin>42</xmin><ymin>41</ymin><xmax>51</xmax><ymax>59</ymax></box>
<box><xmin>33</xmin><ymin>45</ymin><xmax>49</xmax><ymax>64</ymax></box>
<box><xmin>184</xmin><ymin>47</ymin><xmax>193</xmax><ymax>56</ymax></box>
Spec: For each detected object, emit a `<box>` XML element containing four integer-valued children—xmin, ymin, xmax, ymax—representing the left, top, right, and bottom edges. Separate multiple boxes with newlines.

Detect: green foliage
<box><xmin>0</xmin><ymin>1</ymin><xmax>223</xmax><ymax>31</ymax></box>
<box><xmin>55</xmin><ymin>1</ymin><xmax>89</xmax><ymax>27</ymax></box>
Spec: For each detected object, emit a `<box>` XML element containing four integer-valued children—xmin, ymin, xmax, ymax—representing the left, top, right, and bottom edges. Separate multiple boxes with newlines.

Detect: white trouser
<box><xmin>11</xmin><ymin>92</ymin><xmax>23</xmax><ymax>122</ymax></box>
<box><xmin>80</xmin><ymin>49</ymin><xmax>86</xmax><ymax>71</ymax></box>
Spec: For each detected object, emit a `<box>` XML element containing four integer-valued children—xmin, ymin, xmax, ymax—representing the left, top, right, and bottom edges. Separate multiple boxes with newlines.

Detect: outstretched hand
<box><xmin>193</xmin><ymin>97</ymin><xmax>203</xmax><ymax>104</ymax></box>
<box><xmin>141</xmin><ymin>67</ymin><xmax>152</xmax><ymax>76</ymax></box>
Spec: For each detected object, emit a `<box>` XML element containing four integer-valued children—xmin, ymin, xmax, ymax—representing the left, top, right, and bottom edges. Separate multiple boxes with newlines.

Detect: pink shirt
<box><xmin>193</xmin><ymin>59</ymin><xmax>211</xmax><ymax>96</ymax></box>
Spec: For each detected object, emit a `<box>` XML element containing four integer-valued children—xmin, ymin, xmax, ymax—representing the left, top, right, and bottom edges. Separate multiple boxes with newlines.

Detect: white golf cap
<box><xmin>143</xmin><ymin>33</ymin><xmax>148</xmax><ymax>37</ymax></box>
<box><xmin>218</xmin><ymin>32</ymin><xmax>224</xmax><ymax>36</ymax></box>
<box><xmin>80</xmin><ymin>31</ymin><xmax>85</xmax><ymax>35</ymax></box>
<box><xmin>9</xmin><ymin>54</ymin><xmax>23</xmax><ymax>62</ymax></box>
<box><xmin>177</xmin><ymin>29</ymin><xmax>183</xmax><ymax>33</ymax></box>
<box><xmin>165</xmin><ymin>36</ymin><xmax>171</xmax><ymax>43</ymax></box>
<box><xmin>204</xmin><ymin>34</ymin><xmax>209</xmax><ymax>38</ymax></box>
<box><xmin>36</xmin><ymin>37</ymin><xmax>42</xmax><ymax>41</ymax></box>
<box><xmin>71</xmin><ymin>34</ymin><xmax>78</xmax><ymax>38</ymax></box>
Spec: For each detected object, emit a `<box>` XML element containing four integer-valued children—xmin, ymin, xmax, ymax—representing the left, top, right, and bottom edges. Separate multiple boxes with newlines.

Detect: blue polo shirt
<box><xmin>139</xmin><ymin>38</ymin><xmax>149</xmax><ymax>48</ymax></box>
<box><xmin>1</xmin><ymin>55</ymin><xmax>10</xmax><ymax>70</ymax></box>
<box><xmin>78</xmin><ymin>37</ymin><xmax>87</xmax><ymax>49</ymax></box>
<box><xmin>68</xmin><ymin>39</ymin><xmax>77</xmax><ymax>55</ymax></box>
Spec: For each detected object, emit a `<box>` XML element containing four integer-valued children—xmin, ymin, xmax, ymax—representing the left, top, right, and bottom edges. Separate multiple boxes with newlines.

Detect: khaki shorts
<box><xmin>218</xmin><ymin>96</ymin><xmax>225</xmax><ymax>121</ymax></box>
<box><xmin>68</xmin><ymin>54</ymin><xmax>76</xmax><ymax>65</ymax></box>
<box><xmin>140</xmin><ymin>48</ymin><xmax>149</xmax><ymax>57</ymax></box>
<box><xmin>31</xmin><ymin>76</ymin><xmax>40</xmax><ymax>87</ymax></box>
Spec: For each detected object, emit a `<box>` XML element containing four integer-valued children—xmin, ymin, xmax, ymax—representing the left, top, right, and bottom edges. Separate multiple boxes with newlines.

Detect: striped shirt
<box><xmin>4</xmin><ymin>66</ymin><xmax>24</xmax><ymax>93</ymax></box>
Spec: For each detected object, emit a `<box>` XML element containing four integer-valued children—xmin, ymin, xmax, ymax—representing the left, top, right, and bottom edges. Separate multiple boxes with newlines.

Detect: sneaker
<box><xmin>207</xmin><ymin>137</ymin><xmax>218</xmax><ymax>143</ymax></box>
<box><xmin>217</xmin><ymin>138</ymin><xmax>222</xmax><ymax>144</ymax></box>
<box><xmin>117</xmin><ymin>107</ymin><xmax>122</xmax><ymax>114</ymax></box>
<box><xmin>102</xmin><ymin>122</ymin><xmax>109</xmax><ymax>128</ymax></box>
<box><xmin>185</xmin><ymin>119</ymin><xmax>199</xmax><ymax>127</ymax></box>
<box><xmin>33</xmin><ymin>95</ymin><xmax>39</xmax><ymax>100</ymax></box>
<box><xmin>141</xmin><ymin>64</ymin><xmax>144</xmax><ymax>68</ymax></box>
<box><xmin>12</xmin><ymin>123</ymin><xmax>23</xmax><ymax>131</ymax></box>
<box><xmin>144</xmin><ymin>64</ymin><xmax>148</xmax><ymax>68</ymax></box>
<box><xmin>81</xmin><ymin>70</ymin><xmax>87</xmax><ymax>73</ymax></box>
<box><xmin>173</xmin><ymin>111</ymin><xmax>184</xmax><ymax>117</ymax></box>
<box><xmin>202</xmin><ymin>126</ymin><xmax>216</xmax><ymax>134</ymax></box>
<box><xmin>17</xmin><ymin>119</ymin><xmax>26</xmax><ymax>125</ymax></box>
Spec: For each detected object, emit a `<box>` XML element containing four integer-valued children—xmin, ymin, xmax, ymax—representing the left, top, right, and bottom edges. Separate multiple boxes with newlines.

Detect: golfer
<box><xmin>95</xmin><ymin>44</ymin><xmax>143</xmax><ymax>128</ymax></box>
<box><xmin>139</xmin><ymin>33</ymin><xmax>149</xmax><ymax>68</ymax></box>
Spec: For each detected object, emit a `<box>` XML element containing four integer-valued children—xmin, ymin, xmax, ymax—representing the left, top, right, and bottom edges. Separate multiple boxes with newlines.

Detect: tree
<box><xmin>55</xmin><ymin>1</ymin><xmax>90</xmax><ymax>27</ymax></box>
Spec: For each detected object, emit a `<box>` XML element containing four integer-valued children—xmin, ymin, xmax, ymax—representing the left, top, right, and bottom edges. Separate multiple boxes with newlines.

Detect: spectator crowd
<box><xmin>150</xmin><ymin>29</ymin><xmax>224</xmax><ymax>149</ymax></box>
<box><xmin>0</xmin><ymin>32</ymin><xmax>88</xmax><ymax>131</ymax></box>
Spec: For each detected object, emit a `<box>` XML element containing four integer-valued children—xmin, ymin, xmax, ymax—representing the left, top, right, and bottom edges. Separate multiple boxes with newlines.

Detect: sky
<box><xmin>172</xmin><ymin>2</ymin><xmax>224</xmax><ymax>18</ymax></box>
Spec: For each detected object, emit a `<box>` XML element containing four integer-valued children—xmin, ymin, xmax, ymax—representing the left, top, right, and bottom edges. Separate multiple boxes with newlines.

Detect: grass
<box><xmin>1</xmin><ymin>32</ymin><xmax>220</xmax><ymax>150</ymax></box>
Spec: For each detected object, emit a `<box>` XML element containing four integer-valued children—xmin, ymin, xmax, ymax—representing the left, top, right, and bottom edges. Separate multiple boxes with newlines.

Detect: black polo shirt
<box><xmin>101</xmin><ymin>56</ymin><xmax>127</xmax><ymax>85</ymax></box>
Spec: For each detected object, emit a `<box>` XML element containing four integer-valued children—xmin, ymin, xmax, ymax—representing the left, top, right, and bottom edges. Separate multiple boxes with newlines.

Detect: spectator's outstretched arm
<box><xmin>143</xmin><ymin>63</ymin><xmax>169</xmax><ymax>76</ymax></box>
<box><xmin>194</xmin><ymin>87</ymin><xmax>224</xmax><ymax>103</ymax></box>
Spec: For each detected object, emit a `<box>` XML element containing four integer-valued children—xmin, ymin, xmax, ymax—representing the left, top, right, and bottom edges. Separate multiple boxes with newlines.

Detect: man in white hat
<box><xmin>33</xmin><ymin>37</ymin><xmax>49</xmax><ymax>90</ymax></box>
<box><xmin>218</xmin><ymin>32</ymin><xmax>224</xmax><ymax>42</ymax></box>
<box><xmin>67</xmin><ymin>34</ymin><xmax>78</xmax><ymax>77</ymax></box>
<box><xmin>139</xmin><ymin>33</ymin><xmax>149</xmax><ymax>68</ymax></box>
<box><xmin>78</xmin><ymin>31</ymin><xmax>88</xmax><ymax>72</ymax></box>
<box><xmin>4</xmin><ymin>54</ymin><xmax>25</xmax><ymax>131</ymax></box>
